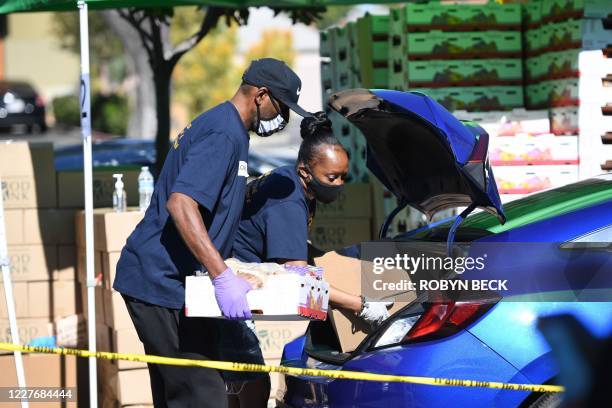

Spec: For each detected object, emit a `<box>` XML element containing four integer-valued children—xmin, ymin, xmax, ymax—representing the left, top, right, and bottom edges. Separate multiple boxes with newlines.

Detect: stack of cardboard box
<box><xmin>75</xmin><ymin>209</ymin><xmax>150</xmax><ymax>408</ymax></box>
<box><xmin>0</xmin><ymin>141</ymin><xmax>79</xmax><ymax>405</ymax></box>
<box><xmin>524</xmin><ymin>0</ymin><xmax>611</xmax><ymax>179</ymax></box>
<box><xmin>309</xmin><ymin>183</ymin><xmax>374</xmax><ymax>251</ymax></box>
<box><xmin>254</xmin><ymin>320</ymin><xmax>308</xmax><ymax>401</ymax></box>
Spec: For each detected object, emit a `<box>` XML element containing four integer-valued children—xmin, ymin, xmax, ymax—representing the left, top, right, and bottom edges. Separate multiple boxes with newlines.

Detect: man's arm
<box><xmin>166</xmin><ymin>192</ymin><xmax>227</xmax><ymax>278</ymax></box>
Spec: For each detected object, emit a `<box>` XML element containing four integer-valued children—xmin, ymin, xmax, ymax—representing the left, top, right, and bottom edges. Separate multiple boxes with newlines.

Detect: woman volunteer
<box><xmin>216</xmin><ymin>112</ymin><xmax>391</xmax><ymax>407</ymax></box>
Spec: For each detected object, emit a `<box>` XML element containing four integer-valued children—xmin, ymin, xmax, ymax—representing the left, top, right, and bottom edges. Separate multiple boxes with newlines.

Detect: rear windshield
<box><xmin>0</xmin><ymin>81</ymin><xmax>35</xmax><ymax>96</ymax></box>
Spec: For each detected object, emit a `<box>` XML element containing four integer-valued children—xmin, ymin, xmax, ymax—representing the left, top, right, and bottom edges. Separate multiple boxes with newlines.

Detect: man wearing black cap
<box><xmin>113</xmin><ymin>58</ymin><xmax>310</xmax><ymax>408</ymax></box>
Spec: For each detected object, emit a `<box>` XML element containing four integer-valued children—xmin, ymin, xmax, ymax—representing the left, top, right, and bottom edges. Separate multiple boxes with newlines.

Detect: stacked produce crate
<box><xmin>320</xmin><ymin>14</ymin><xmax>390</xmax><ymax>184</ymax></box>
<box><xmin>74</xmin><ymin>209</ymin><xmax>151</xmax><ymax>408</ymax></box>
<box><xmin>524</xmin><ymin>0</ymin><xmax>611</xmax><ymax>178</ymax></box>
<box><xmin>387</xmin><ymin>2</ymin><xmax>524</xmax><ymax>111</ymax></box>
<box><xmin>0</xmin><ymin>141</ymin><xmax>80</xmax><ymax>406</ymax></box>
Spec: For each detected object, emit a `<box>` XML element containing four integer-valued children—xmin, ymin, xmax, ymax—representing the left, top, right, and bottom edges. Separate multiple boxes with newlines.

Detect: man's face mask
<box><xmin>306</xmin><ymin>167</ymin><xmax>344</xmax><ymax>204</ymax></box>
<box><xmin>255</xmin><ymin>95</ymin><xmax>287</xmax><ymax>137</ymax></box>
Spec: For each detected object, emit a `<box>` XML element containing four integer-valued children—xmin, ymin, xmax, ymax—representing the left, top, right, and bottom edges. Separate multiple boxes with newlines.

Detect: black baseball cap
<box><xmin>242</xmin><ymin>58</ymin><xmax>312</xmax><ymax>118</ymax></box>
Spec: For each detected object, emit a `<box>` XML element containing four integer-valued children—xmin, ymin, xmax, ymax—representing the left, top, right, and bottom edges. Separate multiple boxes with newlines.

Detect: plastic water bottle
<box><xmin>138</xmin><ymin>166</ymin><xmax>154</xmax><ymax>212</ymax></box>
<box><xmin>112</xmin><ymin>174</ymin><xmax>127</xmax><ymax>212</ymax></box>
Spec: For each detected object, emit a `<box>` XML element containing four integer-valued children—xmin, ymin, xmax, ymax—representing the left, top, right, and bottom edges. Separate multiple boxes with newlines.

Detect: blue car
<box><xmin>277</xmin><ymin>90</ymin><xmax>612</xmax><ymax>408</ymax></box>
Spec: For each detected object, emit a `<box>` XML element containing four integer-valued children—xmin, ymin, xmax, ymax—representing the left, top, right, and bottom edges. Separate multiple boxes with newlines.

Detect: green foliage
<box><xmin>243</xmin><ymin>29</ymin><xmax>296</xmax><ymax>68</ymax></box>
<box><xmin>52</xmin><ymin>95</ymin><xmax>80</xmax><ymax>127</ymax></box>
<box><xmin>171</xmin><ymin>8</ymin><xmax>243</xmax><ymax>119</ymax></box>
<box><xmin>314</xmin><ymin>6</ymin><xmax>353</xmax><ymax>29</ymax></box>
<box><xmin>53</xmin><ymin>93</ymin><xmax>128</xmax><ymax>135</ymax></box>
<box><xmin>51</xmin><ymin>11</ymin><xmax>124</xmax><ymax>67</ymax></box>
<box><xmin>92</xmin><ymin>94</ymin><xmax>129</xmax><ymax>135</ymax></box>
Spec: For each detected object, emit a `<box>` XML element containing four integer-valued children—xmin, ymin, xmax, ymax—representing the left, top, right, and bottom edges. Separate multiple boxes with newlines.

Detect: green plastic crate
<box><xmin>542</xmin><ymin>0</ymin><xmax>585</xmax><ymax>22</ymax></box>
<box><xmin>372</xmin><ymin>68</ymin><xmax>389</xmax><ymax>88</ymax></box>
<box><xmin>525</xmin><ymin>24</ymin><xmax>554</xmax><ymax>54</ymax></box>
<box><xmin>357</xmin><ymin>13</ymin><xmax>390</xmax><ymax>37</ymax></box>
<box><xmin>411</xmin><ymin>86</ymin><xmax>524</xmax><ymax>111</ymax></box>
<box><xmin>372</xmin><ymin>41</ymin><xmax>389</xmax><ymax>61</ymax></box>
<box><xmin>548</xmin><ymin>49</ymin><xmax>580</xmax><ymax>78</ymax></box>
<box><xmin>526</xmin><ymin>55</ymin><xmax>548</xmax><ymax>82</ymax></box>
<box><xmin>405</xmin><ymin>2</ymin><xmax>521</xmax><ymax>31</ymax></box>
<box><xmin>546</xmin><ymin>78</ymin><xmax>579</xmax><ymax>107</ymax></box>
<box><xmin>526</xmin><ymin>82</ymin><xmax>552</xmax><ymax>109</ymax></box>
<box><xmin>320</xmin><ymin>31</ymin><xmax>332</xmax><ymax>58</ymax></box>
<box><xmin>407</xmin><ymin>31</ymin><xmax>522</xmax><ymax>59</ymax></box>
<box><xmin>320</xmin><ymin>61</ymin><xmax>334</xmax><ymax>92</ymax></box>
<box><xmin>547</xmin><ymin>19</ymin><xmax>583</xmax><ymax>50</ymax></box>
<box><xmin>408</xmin><ymin>59</ymin><xmax>522</xmax><ymax>86</ymax></box>
<box><xmin>523</xmin><ymin>0</ymin><xmax>543</xmax><ymax>28</ymax></box>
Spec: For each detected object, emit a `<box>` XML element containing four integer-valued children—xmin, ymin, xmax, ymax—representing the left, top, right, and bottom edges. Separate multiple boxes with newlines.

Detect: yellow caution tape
<box><xmin>0</xmin><ymin>342</ymin><xmax>564</xmax><ymax>393</ymax></box>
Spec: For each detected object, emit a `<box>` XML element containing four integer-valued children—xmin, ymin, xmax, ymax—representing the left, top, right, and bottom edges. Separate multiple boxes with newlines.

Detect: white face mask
<box><xmin>256</xmin><ymin>113</ymin><xmax>287</xmax><ymax>137</ymax></box>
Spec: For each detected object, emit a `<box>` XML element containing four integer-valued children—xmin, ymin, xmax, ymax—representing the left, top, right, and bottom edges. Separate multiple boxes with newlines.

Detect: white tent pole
<box><xmin>0</xmin><ymin>175</ymin><xmax>28</xmax><ymax>408</ymax></box>
<box><xmin>77</xmin><ymin>2</ymin><xmax>98</xmax><ymax>408</ymax></box>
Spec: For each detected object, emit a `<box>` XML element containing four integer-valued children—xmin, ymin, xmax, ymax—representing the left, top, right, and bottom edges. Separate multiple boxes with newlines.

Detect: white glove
<box><xmin>359</xmin><ymin>300</ymin><xmax>393</xmax><ymax>327</ymax></box>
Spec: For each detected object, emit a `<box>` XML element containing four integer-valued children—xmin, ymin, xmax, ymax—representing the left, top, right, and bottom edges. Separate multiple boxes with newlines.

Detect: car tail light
<box><xmin>35</xmin><ymin>96</ymin><xmax>45</xmax><ymax>107</ymax></box>
<box><xmin>404</xmin><ymin>300</ymin><xmax>496</xmax><ymax>343</ymax></box>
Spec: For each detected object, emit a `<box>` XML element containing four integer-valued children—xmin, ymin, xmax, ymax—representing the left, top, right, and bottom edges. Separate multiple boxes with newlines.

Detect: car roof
<box><xmin>459</xmin><ymin>174</ymin><xmax>612</xmax><ymax>234</ymax></box>
<box><xmin>0</xmin><ymin>81</ymin><xmax>36</xmax><ymax>95</ymax></box>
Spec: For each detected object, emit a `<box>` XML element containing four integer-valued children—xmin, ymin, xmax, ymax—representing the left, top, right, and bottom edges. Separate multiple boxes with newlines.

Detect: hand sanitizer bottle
<box><xmin>112</xmin><ymin>174</ymin><xmax>127</xmax><ymax>212</ymax></box>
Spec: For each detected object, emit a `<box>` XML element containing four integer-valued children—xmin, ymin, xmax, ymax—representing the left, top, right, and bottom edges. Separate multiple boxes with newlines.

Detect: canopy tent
<box><xmin>0</xmin><ymin>0</ymin><xmax>390</xmax><ymax>407</ymax></box>
<box><xmin>0</xmin><ymin>0</ymin><xmax>392</xmax><ymax>13</ymax></box>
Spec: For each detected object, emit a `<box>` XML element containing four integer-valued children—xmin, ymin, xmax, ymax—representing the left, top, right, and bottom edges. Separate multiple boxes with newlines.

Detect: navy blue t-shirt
<box><xmin>113</xmin><ymin>102</ymin><xmax>249</xmax><ymax>309</ymax></box>
<box><xmin>233</xmin><ymin>165</ymin><xmax>315</xmax><ymax>263</ymax></box>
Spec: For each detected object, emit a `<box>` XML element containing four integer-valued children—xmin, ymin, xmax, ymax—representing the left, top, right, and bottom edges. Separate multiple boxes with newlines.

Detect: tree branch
<box><xmin>168</xmin><ymin>7</ymin><xmax>224</xmax><ymax>69</ymax></box>
<box><xmin>117</xmin><ymin>8</ymin><xmax>154</xmax><ymax>62</ymax></box>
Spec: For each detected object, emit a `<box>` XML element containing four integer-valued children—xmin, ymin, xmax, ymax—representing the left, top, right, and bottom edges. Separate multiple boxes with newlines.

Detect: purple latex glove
<box><xmin>212</xmin><ymin>267</ymin><xmax>252</xmax><ymax>320</ymax></box>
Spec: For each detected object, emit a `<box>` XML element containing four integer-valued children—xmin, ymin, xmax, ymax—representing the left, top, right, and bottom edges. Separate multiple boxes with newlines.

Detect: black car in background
<box><xmin>0</xmin><ymin>80</ymin><xmax>47</xmax><ymax>132</ymax></box>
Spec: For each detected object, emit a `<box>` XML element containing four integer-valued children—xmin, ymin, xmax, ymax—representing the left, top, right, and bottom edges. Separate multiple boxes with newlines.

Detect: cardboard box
<box><xmin>407</xmin><ymin>31</ymin><xmax>522</xmax><ymax>59</ymax></box>
<box><xmin>57</xmin><ymin>169</ymin><xmax>140</xmax><ymax>209</ymax></box>
<box><xmin>490</xmin><ymin>135</ymin><xmax>579</xmax><ymax>165</ymax></box>
<box><xmin>81</xmin><ymin>285</ymin><xmax>106</xmax><ymax>325</ymax></box>
<box><xmin>316</xmin><ymin>183</ymin><xmax>372</xmax><ymax>219</ymax></box>
<box><xmin>254</xmin><ymin>321</ymin><xmax>309</xmax><ymax>360</ymax></box>
<box><xmin>186</xmin><ymin>273</ymin><xmax>329</xmax><ymax>320</ymax></box>
<box><xmin>102</xmin><ymin>251</ymin><xmax>121</xmax><ymax>289</ymax></box>
<box><xmin>113</xmin><ymin>328</ymin><xmax>146</xmax><ymax>369</ymax></box>
<box><xmin>405</xmin><ymin>2</ymin><xmax>521</xmax><ymax>31</ymax></box>
<box><xmin>2</xmin><ymin>245</ymin><xmax>56</xmax><ymax>281</ymax></box>
<box><xmin>310</xmin><ymin>217</ymin><xmax>372</xmax><ymax>251</ymax></box>
<box><xmin>99</xmin><ymin>363</ymin><xmax>152</xmax><ymax>407</ymax></box>
<box><xmin>408</xmin><ymin>59</ymin><xmax>522</xmax><ymax>87</ymax></box>
<box><xmin>115</xmin><ymin>369</ymin><xmax>152</xmax><ymax>405</ymax></box>
<box><xmin>104</xmin><ymin>290</ymin><xmax>133</xmax><ymax>330</ymax></box>
<box><xmin>412</xmin><ymin>86</ymin><xmax>524</xmax><ymax>112</ymax></box>
<box><xmin>5</xmin><ymin>209</ymin><xmax>75</xmax><ymax>245</ymax></box>
<box><xmin>27</xmin><ymin>280</ymin><xmax>79</xmax><ymax>319</ymax></box>
<box><xmin>76</xmin><ymin>209</ymin><xmax>144</xmax><ymax>252</ymax></box>
<box><xmin>0</xmin><ymin>354</ymin><xmax>77</xmax><ymax>407</ymax></box>
<box><xmin>494</xmin><ymin>164</ymin><xmax>580</xmax><ymax>194</ymax></box>
<box><xmin>77</xmin><ymin>247</ymin><xmax>104</xmax><ymax>285</ymax></box>
<box><xmin>55</xmin><ymin>314</ymin><xmax>87</xmax><ymax>348</ymax></box>
<box><xmin>0</xmin><ymin>282</ymin><xmax>27</xmax><ymax>318</ymax></box>
<box><xmin>0</xmin><ymin>142</ymin><xmax>56</xmax><ymax>209</ymax></box>
<box><xmin>0</xmin><ymin>318</ymin><xmax>53</xmax><ymax>346</ymax></box>
<box><xmin>56</xmin><ymin>245</ymin><xmax>77</xmax><ymax>281</ymax></box>
<box><xmin>267</xmin><ymin>358</ymin><xmax>284</xmax><ymax>403</ymax></box>
<box><xmin>314</xmin><ymin>250</ymin><xmax>414</xmax><ymax>352</ymax></box>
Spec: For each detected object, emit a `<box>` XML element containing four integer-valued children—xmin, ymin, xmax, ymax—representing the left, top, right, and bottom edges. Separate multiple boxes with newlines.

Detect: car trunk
<box><xmin>302</xmin><ymin>88</ymin><xmax>508</xmax><ymax>364</ymax></box>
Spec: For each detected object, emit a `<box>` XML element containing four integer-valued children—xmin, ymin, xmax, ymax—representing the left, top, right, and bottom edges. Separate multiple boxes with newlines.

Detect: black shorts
<box><xmin>123</xmin><ymin>295</ymin><xmax>228</xmax><ymax>408</ymax></box>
